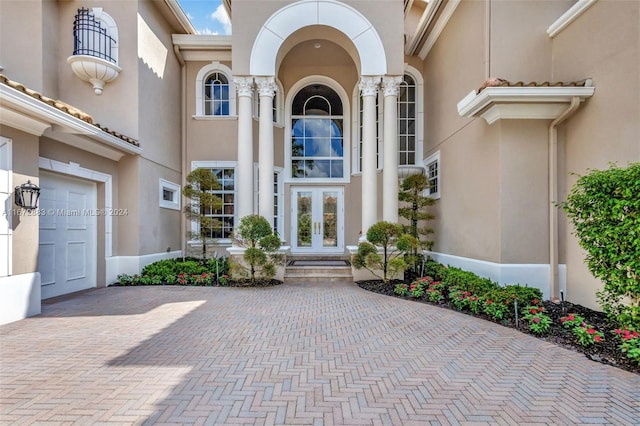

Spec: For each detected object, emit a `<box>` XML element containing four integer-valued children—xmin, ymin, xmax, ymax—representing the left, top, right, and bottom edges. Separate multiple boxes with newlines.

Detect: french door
<box><xmin>291</xmin><ymin>187</ymin><xmax>344</xmax><ymax>253</ymax></box>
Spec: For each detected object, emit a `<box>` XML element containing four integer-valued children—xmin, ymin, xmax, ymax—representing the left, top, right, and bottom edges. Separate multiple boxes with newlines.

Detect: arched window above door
<box><xmin>290</xmin><ymin>84</ymin><xmax>345</xmax><ymax>180</ymax></box>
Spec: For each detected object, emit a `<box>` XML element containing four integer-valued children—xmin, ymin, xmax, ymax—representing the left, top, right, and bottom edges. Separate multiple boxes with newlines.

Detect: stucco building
<box><xmin>1</xmin><ymin>0</ymin><xmax>638</xmax><ymax>324</ymax></box>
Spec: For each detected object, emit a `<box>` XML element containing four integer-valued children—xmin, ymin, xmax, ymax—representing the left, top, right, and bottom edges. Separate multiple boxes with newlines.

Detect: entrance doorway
<box><xmin>291</xmin><ymin>187</ymin><xmax>344</xmax><ymax>254</ymax></box>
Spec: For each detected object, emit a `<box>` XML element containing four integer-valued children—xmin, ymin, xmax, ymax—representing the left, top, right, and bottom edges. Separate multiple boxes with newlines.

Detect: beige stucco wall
<box><xmin>56</xmin><ymin>0</ymin><xmax>140</xmax><ymax>140</ymax></box>
<box><xmin>551</xmin><ymin>0</ymin><xmax>640</xmax><ymax>309</ymax></box>
<box><xmin>0</xmin><ymin>128</ymin><xmax>40</xmax><ymax>275</ymax></box>
<box><xmin>0</xmin><ymin>0</ymin><xmax>47</xmax><ymax>92</ymax></box>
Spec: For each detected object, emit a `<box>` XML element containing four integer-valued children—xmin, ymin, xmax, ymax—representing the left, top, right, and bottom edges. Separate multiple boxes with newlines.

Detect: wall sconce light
<box><xmin>15</xmin><ymin>180</ymin><xmax>40</xmax><ymax>210</ymax></box>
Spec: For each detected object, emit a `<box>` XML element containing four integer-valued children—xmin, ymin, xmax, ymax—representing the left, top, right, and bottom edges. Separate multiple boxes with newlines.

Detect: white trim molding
<box><xmin>159</xmin><ymin>179</ymin><xmax>181</xmax><ymax>210</ymax></box>
<box><xmin>457</xmin><ymin>84</ymin><xmax>595</xmax><ymax>124</ymax></box>
<box><xmin>547</xmin><ymin>0</ymin><xmax>598</xmax><ymax>38</ymax></box>
<box><xmin>418</xmin><ymin>0</ymin><xmax>461</xmax><ymax>59</ymax></box>
<box><xmin>250</xmin><ymin>0</ymin><xmax>387</xmax><ymax>76</ymax></box>
<box><xmin>427</xmin><ymin>251</ymin><xmax>567</xmax><ymax>301</ymax></box>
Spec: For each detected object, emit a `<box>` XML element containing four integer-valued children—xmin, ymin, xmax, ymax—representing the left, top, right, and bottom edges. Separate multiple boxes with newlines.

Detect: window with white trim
<box><xmin>191</xmin><ymin>161</ymin><xmax>237</xmax><ymax>241</ymax></box>
<box><xmin>194</xmin><ymin>62</ymin><xmax>236</xmax><ymax>117</ymax></box>
<box><xmin>398</xmin><ymin>74</ymin><xmax>417</xmax><ymax>166</ymax></box>
<box><xmin>254</xmin><ymin>166</ymin><xmax>284</xmax><ymax>236</ymax></box>
<box><xmin>424</xmin><ymin>151</ymin><xmax>440</xmax><ymax>199</ymax></box>
<box><xmin>159</xmin><ymin>179</ymin><xmax>180</xmax><ymax>210</ymax></box>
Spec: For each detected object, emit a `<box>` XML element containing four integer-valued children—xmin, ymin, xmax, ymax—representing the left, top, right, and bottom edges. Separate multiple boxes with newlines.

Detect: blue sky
<box><xmin>177</xmin><ymin>0</ymin><xmax>231</xmax><ymax>35</ymax></box>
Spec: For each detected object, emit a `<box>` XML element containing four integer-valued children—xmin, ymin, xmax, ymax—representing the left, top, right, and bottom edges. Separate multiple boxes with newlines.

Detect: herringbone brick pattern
<box><xmin>1</xmin><ymin>283</ymin><xmax>638</xmax><ymax>425</ymax></box>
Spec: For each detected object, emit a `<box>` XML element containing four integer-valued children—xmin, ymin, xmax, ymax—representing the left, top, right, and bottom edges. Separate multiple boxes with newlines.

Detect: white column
<box><xmin>233</xmin><ymin>76</ymin><xmax>254</xmax><ymax>220</ymax></box>
<box><xmin>359</xmin><ymin>76</ymin><xmax>380</xmax><ymax>238</ymax></box>
<box><xmin>255</xmin><ymin>76</ymin><xmax>277</xmax><ymax>229</ymax></box>
<box><xmin>382</xmin><ymin>76</ymin><xmax>402</xmax><ymax>223</ymax></box>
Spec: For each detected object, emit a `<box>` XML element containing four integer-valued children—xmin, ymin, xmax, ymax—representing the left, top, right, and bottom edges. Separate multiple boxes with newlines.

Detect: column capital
<box><xmin>359</xmin><ymin>76</ymin><xmax>380</xmax><ymax>97</ymax></box>
<box><xmin>255</xmin><ymin>76</ymin><xmax>277</xmax><ymax>98</ymax></box>
<box><xmin>233</xmin><ymin>76</ymin><xmax>254</xmax><ymax>97</ymax></box>
<box><xmin>381</xmin><ymin>76</ymin><xmax>403</xmax><ymax>97</ymax></box>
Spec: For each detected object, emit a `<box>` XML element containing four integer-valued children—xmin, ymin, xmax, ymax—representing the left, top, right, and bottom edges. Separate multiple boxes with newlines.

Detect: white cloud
<box><xmin>210</xmin><ymin>4</ymin><xmax>231</xmax><ymax>35</ymax></box>
<box><xmin>197</xmin><ymin>27</ymin><xmax>219</xmax><ymax>35</ymax></box>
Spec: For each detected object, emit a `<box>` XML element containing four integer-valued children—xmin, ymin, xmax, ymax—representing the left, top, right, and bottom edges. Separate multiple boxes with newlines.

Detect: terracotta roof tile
<box><xmin>0</xmin><ymin>74</ymin><xmax>139</xmax><ymax>147</ymax></box>
<box><xmin>478</xmin><ymin>77</ymin><xmax>592</xmax><ymax>93</ymax></box>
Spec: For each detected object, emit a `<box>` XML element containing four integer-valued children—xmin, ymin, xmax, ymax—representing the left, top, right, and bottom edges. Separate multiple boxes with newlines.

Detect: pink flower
<box><xmin>533</xmin><ymin>318</ymin><xmax>540</xmax><ymax>324</ymax></box>
<box><xmin>587</xmin><ymin>328</ymin><xmax>595</xmax><ymax>335</ymax></box>
<box><xmin>594</xmin><ymin>335</ymin><xmax>602</xmax><ymax>343</ymax></box>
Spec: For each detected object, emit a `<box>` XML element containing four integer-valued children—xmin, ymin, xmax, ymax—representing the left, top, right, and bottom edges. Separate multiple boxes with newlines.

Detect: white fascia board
<box><xmin>457</xmin><ymin>86</ymin><xmax>595</xmax><ymax>123</ymax></box>
<box><xmin>547</xmin><ymin>0</ymin><xmax>598</xmax><ymax>38</ymax></box>
<box><xmin>0</xmin><ymin>83</ymin><xmax>142</xmax><ymax>156</ymax></box>
<box><xmin>164</xmin><ymin>0</ymin><xmax>196</xmax><ymax>34</ymax></box>
<box><xmin>405</xmin><ymin>0</ymin><xmax>441</xmax><ymax>56</ymax></box>
<box><xmin>172</xmin><ymin>34</ymin><xmax>232</xmax><ymax>50</ymax></box>
<box><xmin>418</xmin><ymin>0</ymin><xmax>461</xmax><ymax>60</ymax></box>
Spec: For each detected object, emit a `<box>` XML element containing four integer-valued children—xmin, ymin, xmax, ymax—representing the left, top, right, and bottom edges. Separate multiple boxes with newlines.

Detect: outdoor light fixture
<box><xmin>14</xmin><ymin>180</ymin><xmax>40</xmax><ymax>210</ymax></box>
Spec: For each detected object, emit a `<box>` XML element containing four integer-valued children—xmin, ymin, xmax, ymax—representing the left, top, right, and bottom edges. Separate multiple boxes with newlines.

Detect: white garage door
<box><xmin>39</xmin><ymin>172</ymin><xmax>97</xmax><ymax>299</ymax></box>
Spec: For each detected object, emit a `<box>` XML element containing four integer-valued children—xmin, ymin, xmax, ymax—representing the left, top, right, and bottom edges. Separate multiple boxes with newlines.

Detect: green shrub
<box><xmin>351</xmin><ymin>221</ymin><xmax>418</xmax><ymax>283</ymax></box>
<box><xmin>560</xmin><ymin>162</ymin><xmax>640</xmax><ymax>325</ymax></box>
<box><xmin>232</xmin><ymin>215</ymin><xmax>283</xmax><ymax>283</ymax></box>
<box><xmin>442</xmin><ymin>267</ymin><xmax>498</xmax><ymax>295</ymax></box>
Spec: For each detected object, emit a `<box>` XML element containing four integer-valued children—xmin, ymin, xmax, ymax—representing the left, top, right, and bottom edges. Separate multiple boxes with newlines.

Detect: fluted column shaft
<box><xmin>234</xmin><ymin>76</ymin><xmax>254</xmax><ymax>220</ymax></box>
<box><xmin>359</xmin><ymin>76</ymin><xmax>380</xmax><ymax>238</ymax></box>
<box><xmin>382</xmin><ymin>76</ymin><xmax>402</xmax><ymax>223</ymax></box>
<box><xmin>255</xmin><ymin>76</ymin><xmax>277</xmax><ymax>230</ymax></box>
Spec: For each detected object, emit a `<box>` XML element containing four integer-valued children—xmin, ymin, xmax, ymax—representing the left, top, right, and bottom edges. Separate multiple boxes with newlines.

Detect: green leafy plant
<box><xmin>232</xmin><ymin>215</ymin><xmax>283</xmax><ymax>283</ymax></box>
<box><xmin>560</xmin><ymin>314</ymin><xmax>585</xmax><ymax>329</ymax></box>
<box><xmin>183</xmin><ymin>168</ymin><xmax>223</xmax><ymax>259</ymax></box>
<box><xmin>351</xmin><ymin>221</ymin><xmax>418</xmax><ymax>283</ymax></box>
<box><xmin>613</xmin><ymin>326</ymin><xmax>640</xmax><ymax>365</ymax></box>
<box><xmin>408</xmin><ymin>281</ymin><xmax>424</xmax><ymax>298</ymax></box>
<box><xmin>394</xmin><ymin>283</ymin><xmax>409</xmax><ymax>296</ymax></box>
<box><xmin>559</xmin><ymin>162</ymin><xmax>640</xmax><ymax>325</ymax></box>
<box><xmin>573</xmin><ymin>323</ymin><xmax>604</xmax><ymax>347</ymax></box>
<box><xmin>521</xmin><ymin>306</ymin><xmax>551</xmax><ymax>334</ymax></box>
<box><xmin>482</xmin><ymin>298</ymin><xmax>510</xmax><ymax>321</ymax></box>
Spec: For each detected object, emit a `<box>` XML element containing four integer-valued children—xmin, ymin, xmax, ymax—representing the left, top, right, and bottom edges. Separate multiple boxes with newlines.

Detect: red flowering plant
<box><xmin>561</xmin><ymin>313</ymin><xmax>603</xmax><ymax>346</ymax></box>
<box><xmin>394</xmin><ymin>283</ymin><xmax>409</xmax><ymax>296</ymax></box>
<box><xmin>521</xmin><ymin>305</ymin><xmax>551</xmax><ymax>335</ymax></box>
<box><xmin>560</xmin><ymin>313</ymin><xmax>585</xmax><ymax>329</ymax></box>
<box><xmin>408</xmin><ymin>280</ymin><xmax>425</xmax><ymax>298</ymax></box>
<box><xmin>613</xmin><ymin>326</ymin><xmax>640</xmax><ymax>365</ymax></box>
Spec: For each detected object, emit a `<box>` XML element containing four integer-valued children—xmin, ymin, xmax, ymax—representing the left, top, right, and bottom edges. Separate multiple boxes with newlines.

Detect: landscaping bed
<box><xmin>358</xmin><ymin>278</ymin><xmax>640</xmax><ymax>375</ymax></box>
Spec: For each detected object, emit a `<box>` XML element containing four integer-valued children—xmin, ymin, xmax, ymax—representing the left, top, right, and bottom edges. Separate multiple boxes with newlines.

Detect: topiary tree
<box><xmin>352</xmin><ymin>221</ymin><xmax>418</xmax><ymax>283</ymax></box>
<box><xmin>398</xmin><ymin>173</ymin><xmax>436</xmax><ymax>277</ymax></box>
<box><xmin>560</xmin><ymin>162</ymin><xmax>640</xmax><ymax>325</ymax></box>
<box><xmin>232</xmin><ymin>214</ymin><xmax>283</xmax><ymax>283</ymax></box>
<box><xmin>183</xmin><ymin>168</ymin><xmax>223</xmax><ymax>259</ymax></box>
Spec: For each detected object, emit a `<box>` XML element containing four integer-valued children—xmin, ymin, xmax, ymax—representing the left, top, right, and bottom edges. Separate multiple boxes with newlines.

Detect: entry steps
<box><xmin>284</xmin><ymin>256</ymin><xmax>353</xmax><ymax>283</ymax></box>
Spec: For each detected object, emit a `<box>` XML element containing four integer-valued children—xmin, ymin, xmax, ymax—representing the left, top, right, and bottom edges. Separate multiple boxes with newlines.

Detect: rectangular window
<box><xmin>254</xmin><ymin>167</ymin><xmax>283</xmax><ymax>237</ymax></box>
<box><xmin>203</xmin><ymin>167</ymin><xmax>235</xmax><ymax>239</ymax></box>
<box><xmin>159</xmin><ymin>179</ymin><xmax>180</xmax><ymax>210</ymax></box>
<box><xmin>423</xmin><ymin>151</ymin><xmax>440</xmax><ymax>199</ymax></box>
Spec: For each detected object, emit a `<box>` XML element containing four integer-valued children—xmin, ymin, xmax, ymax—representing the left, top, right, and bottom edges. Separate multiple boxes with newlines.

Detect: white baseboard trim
<box><xmin>427</xmin><ymin>252</ymin><xmax>566</xmax><ymax>301</ymax></box>
<box><xmin>0</xmin><ymin>272</ymin><xmax>41</xmax><ymax>325</ymax></box>
<box><xmin>105</xmin><ymin>251</ymin><xmax>183</xmax><ymax>285</ymax></box>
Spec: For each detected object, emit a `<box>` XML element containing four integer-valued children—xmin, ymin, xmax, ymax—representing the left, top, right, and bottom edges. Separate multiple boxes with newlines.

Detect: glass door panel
<box><xmin>291</xmin><ymin>187</ymin><xmax>343</xmax><ymax>253</ymax></box>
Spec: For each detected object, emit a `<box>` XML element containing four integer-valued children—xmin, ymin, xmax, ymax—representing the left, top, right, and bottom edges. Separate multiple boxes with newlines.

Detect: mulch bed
<box><xmin>358</xmin><ymin>279</ymin><xmax>640</xmax><ymax>375</ymax></box>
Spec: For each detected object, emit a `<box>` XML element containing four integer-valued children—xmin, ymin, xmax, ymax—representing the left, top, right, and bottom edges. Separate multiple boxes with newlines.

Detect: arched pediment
<box><xmin>250</xmin><ymin>0</ymin><xmax>387</xmax><ymax>76</ymax></box>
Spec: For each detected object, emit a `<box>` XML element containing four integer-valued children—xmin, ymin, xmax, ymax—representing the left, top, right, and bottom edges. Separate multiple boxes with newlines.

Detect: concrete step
<box><xmin>284</xmin><ymin>264</ymin><xmax>353</xmax><ymax>283</ymax></box>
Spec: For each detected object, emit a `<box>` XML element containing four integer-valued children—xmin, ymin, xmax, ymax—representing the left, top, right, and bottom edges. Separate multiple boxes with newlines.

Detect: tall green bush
<box><xmin>183</xmin><ymin>168</ymin><xmax>223</xmax><ymax>259</ymax></box>
<box><xmin>232</xmin><ymin>215</ymin><xmax>283</xmax><ymax>283</ymax></box>
<box><xmin>560</xmin><ymin>162</ymin><xmax>640</xmax><ymax>325</ymax></box>
<box><xmin>352</xmin><ymin>221</ymin><xmax>418</xmax><ymax>283</ymax></box>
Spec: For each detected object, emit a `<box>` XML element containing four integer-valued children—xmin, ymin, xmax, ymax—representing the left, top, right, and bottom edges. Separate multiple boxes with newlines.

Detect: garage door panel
<box><xmin>38</xmin><ymin>242</ymin><xmax>56</xmax><ymax>286</ymax></box>
<box><xmin>39</xmin><ymin>172</ymin><xmax>96</xmax><ymax>299</ymax></box>
<box><xmin>39</xmin><ymin>187</ymin><xmax>57</xmax><ymax>230</ymax></box>
<box><xmin>67</xmin><ymin>191</ymin><xmax>88</xmax><ymax>230</ymax></box>
<box><xmin>66</xmin><ymin>241</ymin><xmax>87</xmax><ymax>280</ymax></box>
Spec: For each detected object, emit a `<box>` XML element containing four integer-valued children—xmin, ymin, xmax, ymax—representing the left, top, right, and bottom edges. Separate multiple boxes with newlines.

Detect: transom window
<box><xmin>291</xmin><ymin>84</ymin><xmax>344</xmax><ymax>179</ymax></box>
<box><xmin>204</xmin><ymin>72</ymin><xmax>230</xmax><ymax>116</ymax></box>
<box><xmin>398</xmin><ymin>74</ymin><xmax>416</xmax><ymax>166</ymax></box>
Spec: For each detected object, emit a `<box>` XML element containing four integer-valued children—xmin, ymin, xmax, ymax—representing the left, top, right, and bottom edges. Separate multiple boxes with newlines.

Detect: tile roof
<box><xmin>0</xmin><ymin>74</ymin><xmax>139</xmax><ymax>147</ymax></box>
<box><xmin>478</xmin><ymin>77</ymin><xmax>592</xmax><ymax>93</ymax></box>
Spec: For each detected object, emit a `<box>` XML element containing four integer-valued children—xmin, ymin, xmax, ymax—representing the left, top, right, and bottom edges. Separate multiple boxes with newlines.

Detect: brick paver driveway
<box><xmin>1</xmin><ymin>282</ymin><xmax>639</xmax><ymax>425</ymax></box>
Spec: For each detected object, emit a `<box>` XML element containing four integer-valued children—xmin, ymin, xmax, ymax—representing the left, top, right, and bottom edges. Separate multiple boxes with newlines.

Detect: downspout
<box><xmin>174</xmin><ymin>45</ymin><xmax>186</xmax><ymax>260</ymax></box>
<box><xmin>549</xmin><ymin>96</ymin><xmax>580</xmax><ymax>301</ymax></box>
